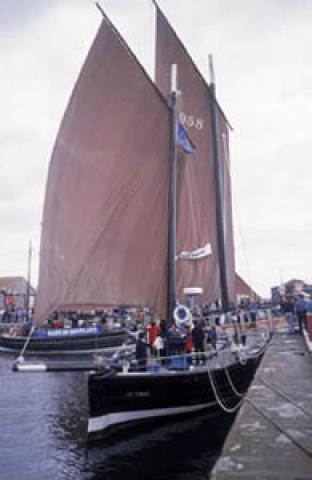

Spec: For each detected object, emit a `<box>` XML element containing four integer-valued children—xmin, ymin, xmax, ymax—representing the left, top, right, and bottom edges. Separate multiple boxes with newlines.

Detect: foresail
<box><xmin>35</xmin><ymin>15</ymin><xmax>170</xmax><ymax>324</ymax></box>
<box><xmin>155</xmin><ymin>6</ymin><xmax>236</xmax><ymax>306</ymax></box>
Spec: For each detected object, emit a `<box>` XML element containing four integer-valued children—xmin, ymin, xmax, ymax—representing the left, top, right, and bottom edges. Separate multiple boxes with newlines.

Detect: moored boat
<box><xmin>87</xmin><ymin>337</ymin><xmax>268</xmax><ymax>440</ymax></box>
<box><xmin>0</xmin><ymin>325</ymin><xmax>132</xmax><ymax>355</ymax></box>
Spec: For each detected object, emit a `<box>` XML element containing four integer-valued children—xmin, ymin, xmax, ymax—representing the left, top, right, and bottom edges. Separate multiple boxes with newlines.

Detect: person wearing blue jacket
<box><xmin>295</xmin><ymin>295</ymin><xmax>307</xmax><ymax>335</ymax></box>
<box><xmin>281</xmin><ymin>297</ymin><xmax>295</xmax><ymax>333</ymax></box>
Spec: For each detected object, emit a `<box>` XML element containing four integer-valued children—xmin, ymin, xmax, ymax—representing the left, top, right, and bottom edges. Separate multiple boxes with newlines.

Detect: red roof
<box><xmin>0</xmin><ymin>276</ymin><xmax>36</xmax><ymax>294</ymax></box>
<box><xmin>235</xmin><ymin>273</ymin><xmax>258</xmax><ymax>297</ymax></box>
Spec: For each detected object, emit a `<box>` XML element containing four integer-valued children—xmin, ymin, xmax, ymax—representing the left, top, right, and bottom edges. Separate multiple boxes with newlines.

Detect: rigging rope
<box><xmin>230</xmin><ymin>165</ymin><xmax>252</xmax><ymax>285</ymax></box>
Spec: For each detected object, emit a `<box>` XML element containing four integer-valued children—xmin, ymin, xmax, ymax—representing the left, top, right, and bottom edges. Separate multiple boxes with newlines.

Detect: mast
<box><xmin>208</xmin><ymin>55</ymin><xmax>229</xmax><ymax>311</ymax></box>
<box><xmin>26</xmin><ymin>240</ymin><xmax>32</xmax><ymax>321</ymax></box>
<box><xmin>167</xmin><ymin>64</ymin><xmax>178</xmax><ymax>324</ymax></box>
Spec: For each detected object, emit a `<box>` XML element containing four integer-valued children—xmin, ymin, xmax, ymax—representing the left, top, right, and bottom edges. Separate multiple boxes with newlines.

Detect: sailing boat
<box><xmin>14</xmin><ymin>2</ymin><xmax>269</xmax><ymax>438</ymax></box>
<box><xmin>0</xmin><ymin>244</ymin><xmax>133</xmax><ymax>355</ymax></box>
<box><xmin>0</xmin><ymin>243</ymin><xmax>133</xmax><ymax>356</ymax></box>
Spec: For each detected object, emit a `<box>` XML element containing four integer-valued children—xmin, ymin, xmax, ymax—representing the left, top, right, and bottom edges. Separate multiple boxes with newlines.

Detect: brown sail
<box><xmin>155</xmin><ymin>5</ymin><xmax>236</xmax><ymax>306</ymax></box>
<box><xmin>35</xmin><ymin>15</ymin><xmax>171</xmax><ymax>324</ymax></box>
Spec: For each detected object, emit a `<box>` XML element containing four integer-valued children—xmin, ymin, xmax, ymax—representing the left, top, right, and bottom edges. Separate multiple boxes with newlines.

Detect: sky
<box><xmin>0</xmin><ymin>0</ymin><xmax>312</xmax><ymax>298</ymax></box>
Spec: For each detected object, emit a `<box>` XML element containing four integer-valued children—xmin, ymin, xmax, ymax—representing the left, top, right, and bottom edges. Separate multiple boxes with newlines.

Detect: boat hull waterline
<box><xmin>0</xmin><ymin>329</ymin><xmax>132</xmax><ymax>355</ymax></box>
<box><xmin>88</xmin><ymin>352</ymin><xmax>263</xmax><ymax>440</ymax></box>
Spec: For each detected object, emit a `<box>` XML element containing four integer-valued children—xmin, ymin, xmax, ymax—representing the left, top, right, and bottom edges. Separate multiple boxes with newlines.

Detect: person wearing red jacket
<box><xmin>184</xmin><ymin>326</ymin><xmax>192</xmax><ymax>354</ymax></box>
<box><xmin>146</xmin><ymin>320</ymin><xmax>160</xmax><ymax>355</ymax></box>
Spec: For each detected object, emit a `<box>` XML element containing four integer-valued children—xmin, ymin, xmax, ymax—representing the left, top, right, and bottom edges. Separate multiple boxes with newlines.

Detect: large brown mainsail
<box><xmin>35</xmin><ymin>15</ymin><xmax>171</xmax><ymax>324</ymax></box>
<box><xmin>155</xmin><ymin>6</ymin><xmax>236</xmax><ymax>306</ymax></box>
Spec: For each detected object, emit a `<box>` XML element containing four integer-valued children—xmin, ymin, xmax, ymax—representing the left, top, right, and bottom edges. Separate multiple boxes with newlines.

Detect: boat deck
<box><xmin>211</xmin><ymin>327</ymin><xmax>312</xmax><ymax>479</ymax></box>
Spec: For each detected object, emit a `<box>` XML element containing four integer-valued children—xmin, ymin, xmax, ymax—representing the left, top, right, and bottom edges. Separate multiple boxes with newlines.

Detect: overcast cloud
<box><xmin>0</xmin><ymin>0</ymin><xmax>311</xmax><ymax>297</ymax></box>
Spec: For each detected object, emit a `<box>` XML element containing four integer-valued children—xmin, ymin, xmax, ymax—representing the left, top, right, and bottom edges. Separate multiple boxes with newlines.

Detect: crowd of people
<box><xmin>2</xmin><ymin>294</ymin><xmax>309</xmax><ymax>348</ymax></box>
<box><xmin>134</xmin><ymin>318</ymin><xmax>225</xmax><ymax>371</ymax></box>
<box><xmin>0</xmin><ymin>307</ymin><xmax>29</xmax><ymax>323</ymax></box>
<box><xmin>133</xmin><ymin>294</ymin><xmax>312</xmax><ymax>369</ymax></box>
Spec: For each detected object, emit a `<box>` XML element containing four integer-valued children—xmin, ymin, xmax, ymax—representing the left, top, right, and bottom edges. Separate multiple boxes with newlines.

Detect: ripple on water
<box><xmin>0</xmin><ymin>354</ymin><xmax>234</xmax><ymax>480</ymax></box>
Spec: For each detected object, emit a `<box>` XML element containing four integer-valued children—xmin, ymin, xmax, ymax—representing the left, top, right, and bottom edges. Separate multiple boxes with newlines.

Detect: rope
<box><xmin>224</xmin><ymin>366</ymin><xmax>244</xmax><ymax>398</ymax></box>
<box><xmin>207</xmin><ymin>366</ymin><xmax>244</xmax><ymax>414</ymax></box>
<box><xmin>108</xmin><ymin>330</ymin><xmax>136</xmax><ymax>361</ymax></box>
<box><xmin>208</xmin><ymin>338</ymin><xmax>269</xmax><ymax>412</ymax></box>
<box><xmin>223</xmin><ymin>342</ymin><xmax>267</xmax><ymax>399</ymax></box>
<box><xmin>16</xmin><ymin>325</ymin><xmax>35</xmax><ymax>362</ymax></box>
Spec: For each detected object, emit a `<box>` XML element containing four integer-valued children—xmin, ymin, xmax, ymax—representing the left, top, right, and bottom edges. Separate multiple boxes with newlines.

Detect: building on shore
<box><xmin>235</xmin><ymin>273</ymin><xmax>259</xmax><ymax>305</ymax></box>
<box><xmin>271</xmin><ymin>278</ymin><xmax>312</xmax><ymax>303</ymax></box>
<box><xmin>0</xmin><ymin>276</ymin><xmax>36</xmax><ymax>311</ymax></box>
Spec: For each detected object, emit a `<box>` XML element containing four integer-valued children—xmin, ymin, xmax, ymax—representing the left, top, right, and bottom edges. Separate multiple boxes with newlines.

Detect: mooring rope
<box><xmin>224</xmin><ymin>366</ymin><xmax>245</xmax><ymax>398</ymax></box>
<box><xmin>223</xmin><ymin>342</ymin><xmax>266</xmax><ymax>399</ymax></box>
<box><xmin>207</xmin><ymin>338</ymin><xmax>269</xmax><ymax>413</ymax></box>
<box><xmin>16</xmin><ymin>325</ymin><xmax>35</xmax><ymax>362</ymax></box>
<box><xmin>207</xmin><ymin>366</ymin><xmax>244</xmax><ymax>414</ymax></box>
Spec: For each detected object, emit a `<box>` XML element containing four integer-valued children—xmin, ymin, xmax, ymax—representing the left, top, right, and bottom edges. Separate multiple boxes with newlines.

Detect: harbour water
<box><xmin>0</xmin><ymin>352</ymin><xmax>235</xmax><ymax>480</ymax></box>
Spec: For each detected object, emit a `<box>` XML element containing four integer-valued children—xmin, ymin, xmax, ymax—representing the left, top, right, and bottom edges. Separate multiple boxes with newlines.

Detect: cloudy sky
<box><xmin>1</xmin><ymin>0</ymin><xmax>311</xmax><ymax>297</ymax></box>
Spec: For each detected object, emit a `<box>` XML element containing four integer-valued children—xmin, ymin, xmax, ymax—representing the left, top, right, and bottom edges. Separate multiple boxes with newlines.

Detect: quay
<box><xmin>212</xmin><ymin>327</ymin><xmax>312</xmax><ymax>479</ymax></box>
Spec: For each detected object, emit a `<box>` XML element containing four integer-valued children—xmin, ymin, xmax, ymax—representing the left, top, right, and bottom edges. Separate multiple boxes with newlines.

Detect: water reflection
<box><xmin>84</xmin><ymin>413</ymin><xmax>235</xmax><ymax>480</ymax></box>
<box><xmin>0</xmin><ymin>353</ymin><xmax>234</xmax><ymax>480</ymax></box>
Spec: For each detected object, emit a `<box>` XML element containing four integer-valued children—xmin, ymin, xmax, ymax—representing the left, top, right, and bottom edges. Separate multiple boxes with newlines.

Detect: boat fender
<box><xmin>174</xmin><ymin>305</ymin><xmax>192</xmax><ymax>327</ymax></box>
<box><xmin>238</xmin><ymin>349</ymin><xmax>247</xmax><ymax>365</ymax></box>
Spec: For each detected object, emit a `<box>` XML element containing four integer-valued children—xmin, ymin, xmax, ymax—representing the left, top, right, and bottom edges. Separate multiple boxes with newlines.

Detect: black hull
<box><xmin>0</xmin><ymin>330</ymin><xmax>131</xmax><ymax>355</ymax></box>
<box><xmin>88</xmin><ymin>353</ymin><xmax>263</xmax><ymax>440</ymax></box>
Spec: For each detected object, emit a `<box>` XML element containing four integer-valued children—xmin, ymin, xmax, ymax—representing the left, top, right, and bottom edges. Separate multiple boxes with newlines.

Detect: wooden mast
<box><xmin>167</xmin><ymin>64</ymin><xmax>178</xmax><ymax>324</ymax></box>
<box><xmin>26</xmin><ymin>240</ymin><xmax>32</xmax><ymax>321</ymax></box>
<box><xmin>208</xmin><ymin>55</ymin><xmax>229</xmax><ymax>312</ymax></box>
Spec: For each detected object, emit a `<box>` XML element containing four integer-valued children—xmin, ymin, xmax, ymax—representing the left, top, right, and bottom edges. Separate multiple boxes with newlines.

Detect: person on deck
<box><xmin>184</xmin><ymin>326</ymin><xmax>193</xmax><ymax>354</ymax></box>
<box><xmin>206</xmin><ymin>325</ymin><xmax>217</xmax><ymax>350</ymax></box>
<box><xmin>146</xmin><ymin>320</ymin><xmax>159</xmax><ymax>356</ymax></box>
<box><xmin>135</xmin><ymin>332</ymin><xmax>148</xmax><ymax>371</ymax></box>
<box><xmin>192</xmin><ymin>321</ymin><xmax>205</xmax><ymax>364</ymax></box>
<box><xmin>167</xmin><ymin>324</ymin><xmax>185</xmax><ymax>355</ymax></box>
<box><xmin>153</xmin><ymin>334</ymin><xmax>164</xmax><ymax>359</ymax></box>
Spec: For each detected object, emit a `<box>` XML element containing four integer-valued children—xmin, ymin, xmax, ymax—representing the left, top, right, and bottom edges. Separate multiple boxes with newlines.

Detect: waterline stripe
<box><xmin>88</xmin><ymin>401</ymin><xmax>216</xmax><ymax>433</ymax></box>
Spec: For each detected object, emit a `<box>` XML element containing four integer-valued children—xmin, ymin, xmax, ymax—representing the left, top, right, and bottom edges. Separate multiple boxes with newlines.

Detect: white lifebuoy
<box><xmin>173</xmin><ymin>305</ymin><xmax>192</xmax><ymax>326</ymax></box>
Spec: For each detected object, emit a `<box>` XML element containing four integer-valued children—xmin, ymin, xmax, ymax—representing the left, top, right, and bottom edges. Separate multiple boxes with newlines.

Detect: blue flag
<box><xmin>176</xmin><ymin>123</ymin><xmax>195</xmax><ymax>154</ymax></box>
